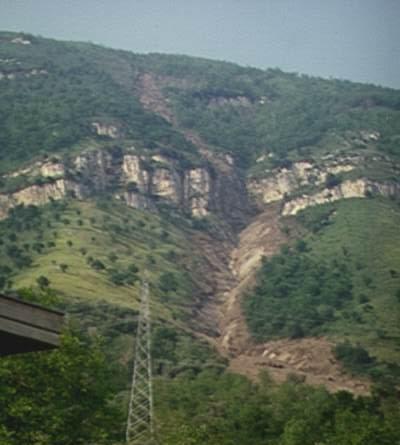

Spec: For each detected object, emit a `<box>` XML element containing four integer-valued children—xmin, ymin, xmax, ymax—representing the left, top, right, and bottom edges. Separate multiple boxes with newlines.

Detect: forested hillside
<box><xmin>0</xmin><ymin>32</ymin><xmax>399</xmax><ymax>444</ymax></box>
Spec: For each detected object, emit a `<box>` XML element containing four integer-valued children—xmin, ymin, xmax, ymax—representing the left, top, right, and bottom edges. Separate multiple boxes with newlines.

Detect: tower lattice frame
<box><xmin>126</xmin><ymin>280</ymin><xmax>156</xmax><ymax>445</ymax></box>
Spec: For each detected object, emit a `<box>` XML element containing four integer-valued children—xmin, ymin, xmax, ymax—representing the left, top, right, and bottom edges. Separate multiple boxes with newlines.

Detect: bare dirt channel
<box><xmin>195</xmin><ymin>204</ymin><xmax>370</xmax><ymax>395</ymax></box>
<box><xmin>138</xmin><ymin>72</ymin><xmax>369</xmax><ymax>394</ymax></box>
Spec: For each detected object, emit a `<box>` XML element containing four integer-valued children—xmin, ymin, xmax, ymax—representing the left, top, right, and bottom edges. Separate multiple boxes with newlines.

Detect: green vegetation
<box><xmin>0</xmin><ymin>286</ymin><xmax>226</xmax><ymax>444</ymax></box>
<box><xmin>162</xmin><ymin>64</ymin><xmax>400</xmax><ymax>167</ymax></box>
<box><xmin>333</xmin><ymin>341</ymin><xmax>400</xmax><ymax>385</ymax></box>
<box><xmin>0</xmin><ymin>199</ymin><xmax>195</xmax><ymax>322</ymax></box>
<box><xmin>156</xmin><ymin>371</ymin><xmax>400</xmax><ymax>445</ymax></box>
<box><xmin>245</xmin><ymin>198</ymin><xmax>400</xmax><ymax>382</ymax></box>
<box><xmin>244</xmin><ymin>248</ymin><xmax>353</xmax><ymax>340</ymax></box>
<box><xmin>0</xmin><ymin>32</ymin><xmax>196</xmax><ymax>173</ymax></box>
<box><xmin>3</xmin><ymin>318</ymin><xmax>399</xmax><ymax>444</ymax></box>
<box><xmin>0</xmin><ymin>328</ymin><xmax>124</xmax><ymax>445</ymax></box>
<box><xmin>1</xmin><ymin>31</ymin><xmax>400</xmax><ymax>444</ymax></box>
<box><xmin>1</xmin><ymin>286</ymin><xmax>398</xmax><ymax>445</ymax></box>
<box><xmin>63</xmin><ymin>298</ymin><xmax>225</xmax><ymax>379</ymax></box>
<box><xmin>1</xmin><ymin>31</ymin><xmax>400</xmax><ymax>174</ymax></box>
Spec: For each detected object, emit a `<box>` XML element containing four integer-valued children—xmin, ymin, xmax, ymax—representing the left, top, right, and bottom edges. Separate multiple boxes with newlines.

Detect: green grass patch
<box><xmin>0</xmin><ymin>198</ymin><xmax>195</xmax><ymax>324</ymax></box>
<box><xmin>245</xmin><ymin>198</ymin><xmax>400</xmax><ymax>376</ymax></box>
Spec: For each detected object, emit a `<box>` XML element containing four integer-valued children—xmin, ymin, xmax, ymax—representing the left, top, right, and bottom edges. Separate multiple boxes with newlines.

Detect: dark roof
<box><xmin>0</xmin><ymin>293</ymin><xmax>64</xmax><ymax>356</ymax></box>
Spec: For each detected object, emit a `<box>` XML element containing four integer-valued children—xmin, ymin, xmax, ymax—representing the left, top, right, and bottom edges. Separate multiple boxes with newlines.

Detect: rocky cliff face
<box><xmin>282</xmin><ymin>179</ymin><xmax>400</xmax><ymax>215</ymax></box>
<box><xmin>1</xmin><ymin>148</ymin><xmax>398</xmax><ymax>223</ymax></box>
<box><xmin>0</xmin><ymin>179</ymin><xmax>82</xmax><ymax>219</ymax></box>
<box><xmin>249</xmin><ymin>158</ymin><xmax>400</xmax><ymax>215</ymax></box>
<box><xmin>0</xmin><ymin>148</ymin><xmax>220</xmax><ymax>220</ymax></box>
<box><xmin>120</xmin><ymin>153</ymin><xmax>214</xmax><ymax>216</ymax></box>
<box><xmin>0</xmin><ymin>140</ymin><xmax>259</xmax><ymax>228</ymax></box>
<box><xmin>248</xmin><ymin>159</ymin><xmax>356</xmax><ymax>204</ymax></box>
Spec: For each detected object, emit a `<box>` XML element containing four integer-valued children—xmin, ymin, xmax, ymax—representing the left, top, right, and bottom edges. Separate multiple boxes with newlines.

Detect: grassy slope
<box><xmin>1</xmin><ymin>199</ymin><xmax>194</xmax><ymax>322</ymax></box>
<box><xmin>1</xmin><ymin>31</ymin><xmax>399</xmax><ymax>374</ymax></box>
<box><xmin>0</xmin><ymin>197</ymin><xmax>226</xmax><ymax>377</ymax></box>
<box><xmin>245</xmin><ymin>197</ymin><xmax>400</xmax><ymax>369</ymax></box>
<box><xmin>299</xmin><ymin>198</ymin><xmax>400</xmax><ymax>362</ymax></box>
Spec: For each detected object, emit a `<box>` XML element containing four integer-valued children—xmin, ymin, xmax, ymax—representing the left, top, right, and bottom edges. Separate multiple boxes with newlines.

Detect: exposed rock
<box><xmin>151</xmin><ymin>154</ymin><xmax>170</xmax><ymax>164</ymax></box>
<box><xmin>4</xmin><ymin>164</ymin><xmax>37</xmax><ymax>178</ymax></box>
<box><xmin>122</xmin><ymin>155</ymin><xmax>149</xmax><ymax>193</ymax></box>
<box><xmin>0</xmin><ymin>68</ymin><xmax>48</xmax><ymax>81</ymax></box>
<box><xmin>0</xmin><ymin>179</ymin><xmax>83</xmax><ymax>219</ymax></box>
<box><xmin>25</xmin><ymin>68</ymin><xmax>48</xmax><ymax>78</ymax></box>
<box><xmin>224</xmin><ymin>154</ymin><xmax>234</xmax><ymax>166</ymax></box>
<box><xmin>152</xmin><ymin>167</ymin><xmax>181</xmax><ymax>204</ymax></box>
<box><xmin>3</xmin><ymin>159</ymin><xmax>64</xmax><ymax>180</ymax></box>
<box><xmin>40</xmin><ymin>162</ymin><xmax>65</xmax><ymax>178</ymax></box>
<box><xmin>0</xmin><ymin>195</ymin><xmax>12</xmax><ymax>220</ymax></box>
<box><xmin>74</xmin><ymin>149</ymin><xmax>122</xmax><ymax>190</ymax></box>
<box><xmin>2</xmin><ymin>145</ymin><xmax>397</xmax><ymax>224</ymax></box>
<box><xmin>138</xmin><ymin>73</ymin><xmax>176</xmax><ymax>124</ymax></box>
<box><xmin>91</xmin><ymin>122</ymin><xmax>119</xmax><ymax>138</ymax></box>
<box><xmin>0</xmin><ymin>72</ymin><xmax>16</xmax><ymax>80</ymax></box>
<box><xmin>360</xmin><ymin>130</ymin><xmax>380</xmax><ymax>142</ymax></box>
<box><xmin>184</xmin><ymin>168</ymin><xmax>211</xmax><ymax>217</ymax></box>
<box><xmin>249</xmin><ymin>160</ymin><xmax>356</xmax><ymax>204</ymax></box>
<box><xmin>14</xmin><ymin>179</ymin><xmax>82</xmax><ymax>204</ymax></box>
<box><xmin>256</xmin><ymin>155</ymin><xmax>266</xmax><ymax>163</ymax></box>
<box><xmin>282</xmin><ymin>179</ymin><xmax>400</xmax><ymax>215</ymax></box>
<box><xmin>0</xmin><ymin>58</ymin><xmax>17</xmax><ymax>64</ymax></box>
<box><xmin>119</xmin><ymin>191</ymin><xmax>153</xmax><ymax>211</ymax></box>
<box><xmin>327</xmin><ymin>164</ymin><xmax>354</xmax><ymax>175</ymax></box>
<box><xmin>11</xmin><ymin>37</ymin><xmax>31</xmax><ymax>45</ymax></box>
<box><xmin>136</xmin><ymin>71</ymin><xmax>255</xmax><ymax>226</ymax></box>
<box><xmin>208</xmin><ymin>95</ymin><xmax>252</xmax><ymax>108</ymax></box>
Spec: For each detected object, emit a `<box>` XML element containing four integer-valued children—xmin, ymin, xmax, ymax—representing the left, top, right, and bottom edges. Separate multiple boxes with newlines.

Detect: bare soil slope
<box><xmin>137</xmin><ymin>73</ymin><xmax>370</xmax><ymax>394</ymax></box>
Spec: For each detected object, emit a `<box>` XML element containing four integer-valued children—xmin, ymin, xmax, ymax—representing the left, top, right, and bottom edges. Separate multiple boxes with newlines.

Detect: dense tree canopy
<box><xmin>0</xmin><ymin>330</ymin><xmax>124</xmax><ymax>444</ymax></box>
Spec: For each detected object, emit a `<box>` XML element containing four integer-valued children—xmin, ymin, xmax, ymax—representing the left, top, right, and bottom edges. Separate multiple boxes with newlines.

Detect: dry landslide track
<box><xmin>198</xmin><ymin>205</ymin><xmax>370</xmax><ymax>395</ymax></box>
<box><xmin>137</xmin><ymin>72</ymin><xmax>369</xmax><ymax>394</ymax></box>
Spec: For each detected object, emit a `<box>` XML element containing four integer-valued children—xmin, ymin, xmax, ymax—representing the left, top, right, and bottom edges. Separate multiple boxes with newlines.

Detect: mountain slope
<box><xmin>1</xmin><ymin>31</ymin><xmax>400</xmax><ymax>395</ymax></box>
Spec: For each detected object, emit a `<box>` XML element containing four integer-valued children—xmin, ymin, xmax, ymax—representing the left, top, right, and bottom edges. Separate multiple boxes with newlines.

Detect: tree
<box><xmin>0</xmin><ymin>331</ymin><xmax>124</xmax><ymax>444</ymax></box>
<box><xmin>36</xmin><ymin>275</ymin><xmax>50</xmax><ymax>289</ymax></box>
<box><xmin>295</xmin><ymin>239</ymin><xmax>308</xmax><ymax>252</ymax></box>
<box><xmin>108</xmin><ymin>253</ymin><xmax>118</xmax><ymax>263</ymax></box>
<box><xmin>126</xmin><ymin>181</ymin><xmax>138</xmax><ymax>192</ymax></box>
<box><xmin>325</xmin><ymin>173</ymin><xmax>342</xmax><ymax>189</ymax></box>
<box><xmin>59</xmin><ymin>264</ymin><xmax>69</xmax><ymax>273</ymax></box>
<box><xmin>159</xmin><ymin>272</ymin><xmax>179</xmax><ymax>293</ymax></box>
<box><xmin>91</xmin><ymin>259</ymin><xmax>106</xmax><ymax>271</ymax></box>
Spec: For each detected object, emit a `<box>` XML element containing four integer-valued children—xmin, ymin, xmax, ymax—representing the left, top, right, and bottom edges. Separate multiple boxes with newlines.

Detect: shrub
<box><xmin>91</xmin><ymin>259</ymin><xmax>106</xmax><ymax>271</ymax></box>
<box><xmin>128</xmin><ymin>263</ymin><xmax>139</xmax><ymax>274</ymax></box>
<box><xmin>295</xmin><ymin>239</ymin><xmax>308</xmax><ymax>252</ymax></box>
<box><xmin>126</xmin><ymin>181</ymin><xmax>138</xmax><ymax>192</ymax></box>
<box><xmin>108</xmin><ymin>253</ymin><xmax>118</xmax><ymax>263</ymax></box>
<box><xmin>159</xmin><ymin>272</ymin><xmax>179</xmax><ymax>293</ymax></box>
<box><xmin>333</xmin><ymin>341</ymin><xmax>374</xmax><ymax>374</ymax></box>
<box><xmin>325</xmin><ymin>173</ymin><xmax>342</xmax><ymax>189</ymax></box>
<box><xmin>36</xmin><ymin>275</ymin><xmax>50</xmax><ymax>289</ymax></box>
<box><xmin>59</xmin><ymin>264</ymin><xmax>69</xmax><ymax>273</ymax></box>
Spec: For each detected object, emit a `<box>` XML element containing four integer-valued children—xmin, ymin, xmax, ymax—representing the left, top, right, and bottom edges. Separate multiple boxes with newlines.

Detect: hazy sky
<box><xmin>1</xmin><ymin>0</ymin><xmax>399</xmax><ymax>88</ymax></box>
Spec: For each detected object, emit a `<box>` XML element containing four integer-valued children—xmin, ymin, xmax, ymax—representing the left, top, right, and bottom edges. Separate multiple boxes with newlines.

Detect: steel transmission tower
<box><xmin>126</xmin><ymin>279</ymin><xmax>156</xmax><ymax>445</ymax></box>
